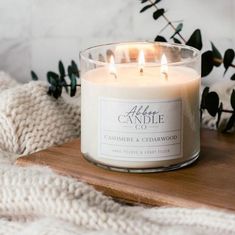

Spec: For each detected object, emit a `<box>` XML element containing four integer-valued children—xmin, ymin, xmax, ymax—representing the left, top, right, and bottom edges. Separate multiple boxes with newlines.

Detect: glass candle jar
<box><xmin>80</xmin><ymin>42</ymin><xmax>201</xmax><ymax>173</ymax></box>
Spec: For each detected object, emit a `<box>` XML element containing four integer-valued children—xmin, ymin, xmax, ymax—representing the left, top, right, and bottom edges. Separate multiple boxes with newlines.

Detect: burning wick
<box><xmin>138</xmin><ymin>50</ymin><xmax>145</xmax><ymax>75</ymax></box>
<box><xmin>160</xmin><ymin>54</ymin><xmax>168</xmax><ymax>80</ymax></box>
<box><xmin>109</xmin><ymin>55</ymin><xmax>117</xmax><ymax>79</ymax></box>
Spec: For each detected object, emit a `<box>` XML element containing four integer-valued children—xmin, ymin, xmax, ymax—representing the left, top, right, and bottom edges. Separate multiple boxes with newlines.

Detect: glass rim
<box><xmin>79</xmin><ymin>41</ymin><xmax>200</xmax><ymax>67</ymax></box>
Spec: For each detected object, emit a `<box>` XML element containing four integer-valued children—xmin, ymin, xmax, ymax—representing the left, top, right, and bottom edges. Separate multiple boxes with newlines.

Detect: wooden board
<box><xmin>16</xmin><ymin>129</ymin><xmax>235</xmax><ymax>212</ymax></box>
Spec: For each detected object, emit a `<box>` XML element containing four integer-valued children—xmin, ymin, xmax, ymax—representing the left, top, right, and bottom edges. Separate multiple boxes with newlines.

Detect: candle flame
<box><xmin>109</xmin><ymin>55</ymin><xmax>117</xmax><ymax>79</ymax></box>
<box><xmin>160</xmin><ymin>54</ymin><xmax>168</xmax><ymax>80</ymax></box>
<box><xmin>138</xmin><ymin>50</ymin><xmax>145</xmax><ymax>75</ymax></box>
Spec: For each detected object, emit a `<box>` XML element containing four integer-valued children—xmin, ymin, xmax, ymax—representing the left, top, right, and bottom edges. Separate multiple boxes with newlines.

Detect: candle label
<box><xmin>99</xmin><ymin>97</ymin><xmax>182</xmax><ymax>161</ymax></box>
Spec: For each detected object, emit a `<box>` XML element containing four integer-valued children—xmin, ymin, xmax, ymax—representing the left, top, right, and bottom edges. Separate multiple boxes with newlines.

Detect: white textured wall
<box><xmin>0</xmin><ymin>0</ymin><xmax>234</xmax><ymax>84</ymax></box>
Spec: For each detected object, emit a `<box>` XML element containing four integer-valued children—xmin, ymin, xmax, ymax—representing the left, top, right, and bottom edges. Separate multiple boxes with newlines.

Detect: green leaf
<box><xmin>60</xmin><ymin>77</ymin><xmax>68</xmax><ymax>93</ymax></box>
<box><xmin>47</xmin><ymin>84</ymin><xmax>62</xmax><ymax>99</ymax></box>
<box><xmin>140</xmin><ymin>4</ymin><xmax>153</xmax><ymax>12</ymax></box>
<box><xmin>231</xmin><ymin>89</ymin><xmax>235</xmax><ymax>110</ymax></box>
<box><xmin>140</xmin><ymin>0</ymin><xmax>161</xmax><ymax>13</ymax></box>
<box><xmin>186</xmin><ymin>29</ymin><xmax>202</xmax><ymax>50</ymax></box>
<box><xmin>211</xmin><ymin>42</ymin><xmax>222</xmax><ymax>67</ymax></box>
<box><xmin>175</xmin><ymin>23</ymin><xmax>183</xmax><ymax>32</ymax></box>
<box><xmin>47</xmin><ymin>85</ymin><xmax>56</xmax><ymax>96</ymax></box>
<box><xmin>201</xmin><ymin>51</ymin><xmax>214</xmax><ymax>77</ymax></box>
<box><xmin>58</xmin><ymin>61</ymin><xmax>68</xmax><ymax>93</ymax></box>
<box><xmin>70</xmin><ymin>74</ymin><xmax>77</xmax><ymax>97</ymax></box>
<box><xmin>173</xmin><ymin>37</ymin><xmax>181</xmax><ymax>44</ymax></box>
<box><xmin>58</xmin><ymin>61</ymin><xmax>65</xmax><ymax>77</ymax></box>
<box><xmin>223</xmin><ymin>49</ymin><xmax>235</xmax><ymax>75</ymax></box>
<box><xmin>71</xmin><ymin>60</ymin><xmax>80</xmax><ymax>77</ymax></box>
<box><xmin>170</xmin><ymin>23</ymin><xmax>183</xmax><ymax>39</ymax></box>
<box><xmin>205</xmin><ymin>91</ymin><xmax>219</xmax><ymax>117</ymax></box>
<box><xmin>55</xmin><ymin>86</ymin><xmax>62</xmax><ymax>99</ymax></box>
<box><xmin>223</xmin><ymin>113</ymin><xmax>235</xmax><ymax>132</ymax></box>
<box><xmin>231</xmin><ymin>73</ymin><xmax>235</xmax><ymax>80</ymax></box>
<box><xmin>152</xmin><ymin>0</ymin><xmax>161</xmax><ymax>3</ymax></box>
<box><xmin>216</xmin><ymin>103</ymin><xmax>223</xmax><ymax>128</ymax></box>
<box><xmin>153</xmin><ymin>8</ymin><xmax>165</xmax><ymax>20</ymax></box>
<box><xmin>154</xmin><ymin>35</ymin><xmax>167</xmax><ymax>42</ymax></box>
<box><xmin>47</xmin><ymin>71</ymin><xmax>59</xmax><ymax>79</ymax></box>
<box><xmin>200</xmin><ymin>86</ymin><xmax>210</xmax><ymax>109</ymax></box>
<box><xmin>31</xmin><ymin>70</ymin><xmax>38</xmax><ymax>81</ymax></box>
<box><xmin>67</xmin><ymin>65</ymin><xmax>73</xmax><ymax>78</ymax></box>
<box><xmin>47</xmin><ymin>72</ymin><xmax>59</xmax><ymax>86</ymax></box>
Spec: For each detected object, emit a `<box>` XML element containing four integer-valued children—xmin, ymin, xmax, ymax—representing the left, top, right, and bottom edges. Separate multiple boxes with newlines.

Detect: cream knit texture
<box><xmin>0</xmin><ymin>74</ymin><xmax>234</xmax><ymax>235</ymax></box>
<box><xmin>0</xmin><ymin>79</ymin><xmax>80</xmax><ymax>155</ymax></box>
<box><xmin>0</xmin><ymin>161</ymin><xmax>234</xmax><ymax>235</ymax></box>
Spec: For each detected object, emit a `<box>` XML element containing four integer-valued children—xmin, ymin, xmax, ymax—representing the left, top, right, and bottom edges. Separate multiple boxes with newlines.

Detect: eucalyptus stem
<box><xmin>146</xmin><ymin>0</ymin><xmax>235</xmax><ymax>70</ymax></box>
<box><xmin>221</xmin><ymin>109</ymin><xmax>235</xmax><ymax>114</ymax></box>
<box><xmin>213</xmin><ymin>58</ymin><xmax>235</xmax><ymax>68</ymax></box>
<box><xmin>147</xmin><ymin>0</ymin><xmax>186</xmax><ymax>43</ymax></box>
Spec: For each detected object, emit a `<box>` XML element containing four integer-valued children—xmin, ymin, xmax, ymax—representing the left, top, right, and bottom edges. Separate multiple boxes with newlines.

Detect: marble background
<box><xmin>0</xmin><ymin>0</ymin><xmax>234</xmax><ymax>84</ymax></box>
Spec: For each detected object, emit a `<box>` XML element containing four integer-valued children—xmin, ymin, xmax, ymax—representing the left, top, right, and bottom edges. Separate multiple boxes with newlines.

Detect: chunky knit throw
<box><xmin>0</xmin><ymin>76</ymin><xmax>81</xmax><ymax>155</ymax></box>
<box><xmin>0</xmin><ymin>73</ymin><xmax>234</xmax><ymax>235</ymax></box>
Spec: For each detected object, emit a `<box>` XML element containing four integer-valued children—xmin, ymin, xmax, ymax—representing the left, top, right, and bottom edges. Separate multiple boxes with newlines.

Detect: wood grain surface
<box><xmin>16</xmin><ymin>129</ymin><xmax>235</xmax><ymax>211</ymax></box>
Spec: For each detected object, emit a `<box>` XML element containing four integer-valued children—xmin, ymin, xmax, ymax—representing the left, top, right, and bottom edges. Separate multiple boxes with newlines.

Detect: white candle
<box><xmin>80</xmin><ymin>42</ymin><xmax>200</xmax><ymax>172</ymax></box>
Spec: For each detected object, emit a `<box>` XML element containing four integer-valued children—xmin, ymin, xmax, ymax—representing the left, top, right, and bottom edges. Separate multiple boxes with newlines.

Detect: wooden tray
<box><xmin>16</xmin><ymin>129</ymin><xmax>235</xmax><ymax>212</ymax></box>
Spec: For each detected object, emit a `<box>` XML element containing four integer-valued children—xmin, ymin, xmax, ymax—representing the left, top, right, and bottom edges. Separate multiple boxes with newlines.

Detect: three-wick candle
<box><xmin>80</xmin><ymin>42</ymin><xmax>201</xmax><ymax>172</ymax></box>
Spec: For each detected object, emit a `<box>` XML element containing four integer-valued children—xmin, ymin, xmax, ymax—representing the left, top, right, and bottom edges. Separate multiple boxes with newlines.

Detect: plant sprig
<box><xmin>139</xmin><ymin>0</ymin><xmax>235</xmax><ymax>132</ymax></box>
<box><xmin>30</xmin><ymin>1</ymin><xmax>235</xmax><ymax>132</ymax></box>
<box><xmin>31</xmin><ymin>60</ymin><xmax>80</xmax><ymax>99</ymax></box>
<box><xmin>201</xmin><ymin>88</ymin><xmax>235</xmax><ymax>132</ymax></box>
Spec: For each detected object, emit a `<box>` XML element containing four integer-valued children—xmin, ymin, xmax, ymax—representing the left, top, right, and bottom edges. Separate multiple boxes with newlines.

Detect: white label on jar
<box><xmin>98</xmin><ymin>97</ymin><xmax>182</xmax><ymax>161</ymax></box>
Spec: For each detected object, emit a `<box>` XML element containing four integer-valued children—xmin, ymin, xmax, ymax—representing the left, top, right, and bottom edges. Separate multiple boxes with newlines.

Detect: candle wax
<box><xmin>81</xmin><ymin>66</ymin><xmax>200</xmax><ymax>169</ymax></box>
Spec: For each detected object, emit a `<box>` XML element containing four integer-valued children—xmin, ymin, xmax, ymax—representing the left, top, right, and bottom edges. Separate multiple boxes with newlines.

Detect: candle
<box><xmin>80</xmin><ymin>42</ymin><xmax>200</xmax><ymax>172</ymax></box>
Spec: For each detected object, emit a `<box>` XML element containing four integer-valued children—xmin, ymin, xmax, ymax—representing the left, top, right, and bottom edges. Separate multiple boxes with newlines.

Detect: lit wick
<box><xmin>160</xmin><ymin>54</ymin><xmax>168</xmax><ymax>80</ymax></box>
<box><xmin>138</xmin><ymin>50</ymin><xmax>145</xmax><ymax>75</ymax></box>
<box><xmin>109</xmin><ymin>55</ymin><xmax>117</xmax><ymax>79</ymax></box>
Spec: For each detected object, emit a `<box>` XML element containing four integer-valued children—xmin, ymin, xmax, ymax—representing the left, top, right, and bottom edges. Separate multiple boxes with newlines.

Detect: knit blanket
<box><xmin>0</xmin><ymin>73</ymin><xmax>81</xmax><ymax>155</ymax></box>
<box><xmin>0</xmin><ymin>72</ymin><xmax>234</xmax><ymax>235</ymax></box>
